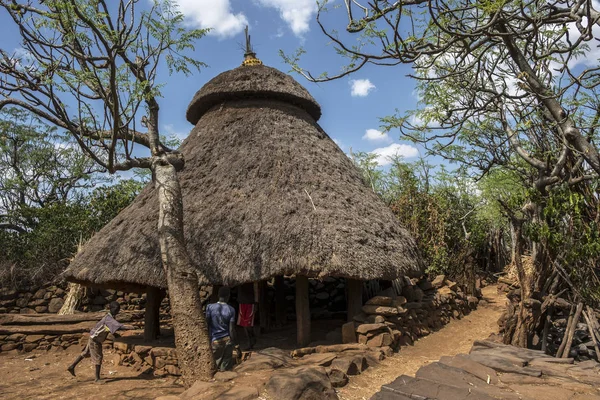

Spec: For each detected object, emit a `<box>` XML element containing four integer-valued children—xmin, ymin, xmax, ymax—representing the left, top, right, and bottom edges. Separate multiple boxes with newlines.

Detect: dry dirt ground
<box><xmin>337</xmin><ymin>284</ymin><xmax>506</xmax><ymax>400</ymax></box>
<box><xmin>0</xmin><ymin>285</ymin><xmax>504</xmax><ymax>400</ymax></box>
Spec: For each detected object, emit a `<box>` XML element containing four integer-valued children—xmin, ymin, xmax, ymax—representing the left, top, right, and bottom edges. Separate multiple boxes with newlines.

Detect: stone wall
<box><xmin>344</xmin><ymin>275</ymin><xmax>480</xmax><ymax>349</ymax></box>
<box><xmin>0</xmin><ymin>284</ymin><xmax>155</xmax><ymax>315</ymax></box>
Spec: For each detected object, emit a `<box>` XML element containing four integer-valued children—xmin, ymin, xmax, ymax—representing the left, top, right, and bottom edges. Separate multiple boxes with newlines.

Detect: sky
<box><xmin>0</xmin><ymin>0</ymin><xmax>423</xmax><ymax>169</ymax></box>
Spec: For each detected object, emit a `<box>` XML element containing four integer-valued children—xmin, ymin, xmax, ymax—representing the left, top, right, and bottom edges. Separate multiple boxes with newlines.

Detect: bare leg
<box><xmin>67</xmin><ymin>355</ymin><xmax>84</xmax><ymax>376</ymax></box>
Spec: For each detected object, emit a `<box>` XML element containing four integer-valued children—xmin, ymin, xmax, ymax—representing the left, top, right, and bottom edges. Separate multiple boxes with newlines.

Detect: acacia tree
<box><xmin>287</xmin><ymin>0</ymin><xmax>600</xmax><ymax>347</ymax></box>
<box><xmin>0</xmin><ymin>0</ymin><xmax>214</xmax><ymax>384</ymax></box>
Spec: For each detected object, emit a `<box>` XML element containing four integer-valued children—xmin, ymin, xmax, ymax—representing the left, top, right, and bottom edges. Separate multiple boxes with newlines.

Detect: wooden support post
<box><xmin>259</xmin><ymin>281</ymin><xmax>269</xmax><ymax>334</ymax></box>
<box><xmin>275</xmin><ymin>276</ymin><xmax>286</xmax><ymax>327</ymax></box>
<box><xmin>347</xmin><ymin>278</ymin><xmax>363</xmax><ymax>322</ymax></box>
<box><xmin>144</xmin><ymin>286</ymin><xmax>162</xmax><ymax>342</ymax></box>
<box><xmin>296</xmin><ymin>275</ymin><xmax>311</xmax><ymax>347</ymax></box>
<box><xmin>210</xmin><ymin>285</ymin><xmax>221</xmax><ymax>303</ymax></box>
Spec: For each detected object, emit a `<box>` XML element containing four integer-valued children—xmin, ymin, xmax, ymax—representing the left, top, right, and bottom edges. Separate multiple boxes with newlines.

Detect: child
<box><xmin>67</xmin><ymin>301</ymin><xmax>133</xmax><ymax>383</ymax></box>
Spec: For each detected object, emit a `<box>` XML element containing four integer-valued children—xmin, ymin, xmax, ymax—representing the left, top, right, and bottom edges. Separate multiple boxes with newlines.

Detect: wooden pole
<box><xmin>583</xmin><ymin>310</ymin><xmax>600</xmax><ymax>360</ymax></box>
<box><xmin>258</xmin><ymin>280</ymin><xmax>269</xmax><ymax>334</ymax></box>
<box><xmin>144</xmin><ymin>286</ymin><xmax>162</xmax><ymax>342</ymax></box>
<box><xmin>296</xmin><ymin>275</ymin><xmax>311</xmax><ymax>346</ymax></box>
<box><xmin>346</xmin><ymin>278</ymin><xmax>363</xmax><ymax>322</ymax></box>
<box><xmin>210</xmin><ymin>285</ymin><xmax>221</xmax><ymax>303</ymax></box>
<box><xmin>275</xmin><ymin>276</ymin><xmax>286</xmax><ymax>327</ymax></box>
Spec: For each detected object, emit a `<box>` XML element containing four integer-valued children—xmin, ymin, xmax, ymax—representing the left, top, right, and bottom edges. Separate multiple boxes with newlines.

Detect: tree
<box><xmin>0</xmin><ymin>107</ymin><xmax>98</xmax><ymax>233</ymax></box>
<box><xmin>0</xmin><ymin>0</ymin><xmax>214</xmax><ymax>384</ymax></box>
<box><xmin>288</xmin><ymin>0</ymin><xmax>600</xmax><ymax>348</ymax></box>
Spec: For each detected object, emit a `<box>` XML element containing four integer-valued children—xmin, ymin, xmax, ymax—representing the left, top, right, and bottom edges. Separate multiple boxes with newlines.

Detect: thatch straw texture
<box><xmin>64</xmin><ymin>65</ymin><xmax>423</xmax><ymax>290</ymax></box>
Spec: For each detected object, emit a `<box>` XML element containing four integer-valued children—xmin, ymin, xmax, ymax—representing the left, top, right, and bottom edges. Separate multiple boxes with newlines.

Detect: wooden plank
<box><xmin>0</xmin><ymin>312</ymin><xmax>105</xmax><ymax>326</ymax></box>
<box><xmin>0</xmin><ymin>321</ymin><xmax>95</xmax><ymax>335</ymax></box>
<box><xmin>144</xmin><ymin>286</ymin><xmax>162</xmax><ymax>341</ymax></box>
<box><xmin>296</xmin><ymin>275</ymin><xmax>311</xmax><ymax>347</ymax></box>
<box><xmin>347</xmin><ymin>278</ymin><xmax>363</xmax><ymax>322</ymax></box>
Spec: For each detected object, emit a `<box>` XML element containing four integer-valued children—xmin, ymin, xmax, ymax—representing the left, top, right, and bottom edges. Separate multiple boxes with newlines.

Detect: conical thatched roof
<box><xmin>64</xmin><ymin>64</ymin><xmax>424</xmax><ymax>291</ymax></box>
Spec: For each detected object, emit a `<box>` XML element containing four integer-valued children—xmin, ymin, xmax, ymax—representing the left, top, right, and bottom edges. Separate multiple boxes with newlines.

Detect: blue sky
<box><xmin>0</xmin><ymin>0</ymin><xmax>424</xmax><ymax>168</ymax></box>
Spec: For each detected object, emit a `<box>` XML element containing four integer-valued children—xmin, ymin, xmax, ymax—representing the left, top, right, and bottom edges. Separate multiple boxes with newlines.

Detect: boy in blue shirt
<box><xmin>206</xmin><ymin>286</ymin><xmax>238</xmax><ymax>371</ymax></box>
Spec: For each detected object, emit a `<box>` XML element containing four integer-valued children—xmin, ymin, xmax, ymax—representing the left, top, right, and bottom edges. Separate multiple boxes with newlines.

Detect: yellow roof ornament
<box><xmin>242</xmin><ymin>26</ymin><xmax>262</xmax><ymax>66</ymax></box>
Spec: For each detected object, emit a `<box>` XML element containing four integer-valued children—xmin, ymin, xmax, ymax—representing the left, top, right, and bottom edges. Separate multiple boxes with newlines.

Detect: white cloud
<box><xmin>370</xmin><ymin>143</ymin><xmax>419</xmax><ymax>166</ymax></box>
<box><xmin>350</xmin><ymin>79</ymin><xmax>375</xmax><ymax>97</ymax></box>
<box><xmin>163</xmin><ymin>124</ymin><xmax>188</xmax><ymax>141</ymax></box>
<box><xmin>175</xmin><ymin>0</ymin><xmax>247</xmax><ymax>39</ymax></box>
<box><xmin>362</xmin><ymin>129</ymin><xmax>391</xmax><ymax>143</ymax></box>
<box><xmin>255</xmin><ymin>0</ymin><xmax>317</xmax><ymax>36</ymax></box>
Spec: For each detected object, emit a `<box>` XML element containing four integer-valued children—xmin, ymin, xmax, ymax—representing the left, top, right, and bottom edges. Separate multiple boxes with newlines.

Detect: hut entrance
<box><xmin>229</xmin><ymin>276</ymin><xmax>360</xmax><ymax>349</ymax></box>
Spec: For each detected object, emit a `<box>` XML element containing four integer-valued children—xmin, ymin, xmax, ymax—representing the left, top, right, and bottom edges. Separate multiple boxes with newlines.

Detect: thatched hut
<box><xmin>64</xmin><ymin>51</ymin><xmax>424</xmax><ymax>345</ymax></box>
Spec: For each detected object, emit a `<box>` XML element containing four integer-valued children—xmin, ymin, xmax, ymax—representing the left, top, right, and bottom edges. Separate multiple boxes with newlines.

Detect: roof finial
<box><xmin>242</xmin><ymin>26</ymin><xmax>262</xmax><ymax>66</ymax></box>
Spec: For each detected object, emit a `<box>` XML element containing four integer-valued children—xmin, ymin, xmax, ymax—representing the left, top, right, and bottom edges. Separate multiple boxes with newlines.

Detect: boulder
<box><xmin>432</xmin><ymin>275</ymin><xmax>446</xmax><ymax>288</ymax></box>
<box><xmin>341</xmin><ymin>322</ymin><xmax>357</xmax><ymax>344</ymax></box>
<box><xmin>235</xmin><ymin>347</ymin><xmax>293</xmax><ymax>372</ymax></box>
<box><xmin>48</xmin><ymin>298</ymin><xmax>64</xmax><ymax>313</ymax></box>
<box><xmin>265</xmin><ymin>366</ymin><xmax>338</xmax><ymax>400</ymax></box>
<box><xmin>327</xmin><ymin>369</ymin><xmax>348</xmax><ymax>388</ymax></box>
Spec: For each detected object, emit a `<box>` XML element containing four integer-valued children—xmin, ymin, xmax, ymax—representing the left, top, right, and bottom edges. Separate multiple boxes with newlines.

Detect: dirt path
<box><xmin>337</xmin><ymin>285</ymin><xmax>506</xmax><ymax>400</ymax></box>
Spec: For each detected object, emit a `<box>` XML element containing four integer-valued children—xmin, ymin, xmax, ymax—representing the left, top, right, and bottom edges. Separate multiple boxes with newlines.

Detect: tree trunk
<box><xmin>58</xmin><ymin>282</ymin><xmax>85</xmax><ymax>315</ymax></box>
<box><xmin>154</xmin><ymin>161</ymin><xmax>215</xmax><ymax>386</ymax></box>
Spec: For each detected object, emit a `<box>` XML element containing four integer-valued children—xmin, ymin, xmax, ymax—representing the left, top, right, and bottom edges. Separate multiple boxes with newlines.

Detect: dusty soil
<box><xmin>0</xmin><ymin>346</ymin><xmax>184</xmax><ymax>400</ymax></box>
<box><xmin>0</xmin><ymin>285</ymin><xmax>504</xmax><ymax>400</ymax></box>
<box><xmin>337</xmin><ymin>284</ymin><xmax>506</xmax><ymax>400</ymax></box>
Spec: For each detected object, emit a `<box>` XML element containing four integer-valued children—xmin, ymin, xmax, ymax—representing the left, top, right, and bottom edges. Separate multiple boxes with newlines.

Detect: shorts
<box><xmin>81</xmin><ymin>338</ymin><xmax>103</xmax><ymax>366</ymax></box>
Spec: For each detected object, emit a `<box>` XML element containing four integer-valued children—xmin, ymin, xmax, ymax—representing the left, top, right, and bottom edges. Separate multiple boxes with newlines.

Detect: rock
<box><xmin>0</xmin><ymin>288</ymin><xmax>18</xmax><ymax>300</ymax></box>
<box><xmin>33</xmin><ymin>289</ymin><xmax>47</xmax><ymax>300</ymax></box>
<box><xmin>1</xmin><ymin>343</ymin><xmax>19</xmax><ymax>351</ymax></box>
<box><xmin>20</xmin><ymin>308</ymin><xmax>36</xmax><ymax>314</ymax></box>
<box><xmin>164</xmin><ymin>365</ymin><xmax>180</xmax><ymax>376</ymax></box>
<box><xmin>432</xmin><ymin>275</ymin><xmax>446</xmax><ymax>288</ymax></box>
<box><xmin>220</xmin><ymin>386</ymin><xmax>259</xmax><ymax>400</ymax></box>
<box><xmin>295</xmin><ymin>353</ymin><xmax>337</xmax><ymax>367</ymax></box>
<box><xmin>438</xmin><ymin>354</ymin><xmax>499</xmax><ymax>384</ymax></box>
<box><xmin>330</xmin><ymin>356</ymin><xmax>360</xmax><ymax>375</ymax></box>
<box><xmin>25</xmin><ymin>335</ymin><xmax>45</xmax><ymax>343</ymax></box>
<box><xmin>265</xmin><ymin>366</ymin><xmax>338</xmax><ymax>400</ymax></box>
<box><xmin>113</xmin><ymin>342</ymin><xmax>131</xmax><ymax>353</ymax></box>
<box><xmin>235</xmin><ymin>347</ymin><xmax>293</xmax><ymax>372</ymax></box>
<box><xmin>134</xmin><ymin>345</ymin><xmax>152</xmax><ymax>357</ymax></box>
<box><xmin>327</xmin><ymin>369</ymin><xmax>348</xmax><ymax>388</ymax></box>
<box><xmin>418</xmin><ymin>280</ymin><xmax>433</xmax><ymax>291</ymax></box>
<box><xmin>361</xmin><ymin>305</ymin><xmax>398</xmax><ymax>316</ymax></box>
<box><xmin>366</xmin><ymin>296</ymin><xmax>393</xmax><ymax>306</ymax></box>
<box><xmin>15</xmin><ymin>297</ymin><xmax>30</xmax><ymax>308</ymax></box>
<box><xmin>34</xmin><ymin>306</ymin><xmax>48</xmax><ymax>313</ymax></box>
<box><xmin>316</xmin><ymin>292</ymin><xmax>329</xmax><ymax>300</ymax></box>
<box><xmin>467</xmin><ymin>296</ymin><xmax>479</xmax><ymax>309</ymax></box>
<box><xmin>214</xmin><ymin>371</ymin><xmax>238</xmax><ymax>382</ymax></box>
<box><xmin>341</xmin><ymin>322</ymin><xmax>357</xmax><ymax>344</ymax></box>
<box><xmin>47</xmin><ymin>298</ymin><xmax>64</xmax><ymax>313</ymax></box>
<box><xmin>356</xmin><ymin>323</ymin><xmax>387</xmax><ymax>335</ymax></box>
<box><xmin>22</xmin><ymin>343</ymin><xmax>38</xmax><ymax>352</ymax></box>
<box><xmin>367</xmin><ymin>333</ymin><xmax>393</xmax><ymax>348</ymax></box>
<box><xmin>446</xmin><ymin>280</ymin><xmax>458</xmax><ymax>291</ymax></box>
<box><xmin>352</xmin><ymin>312</ymin><xmax>368</xmax><ymax>323</ymax></box>
<box><xmin>392</xmin><ymin>296</ymin><xmax>407</xmax><ymax>307</ymax></box>
<box><xmin>7</xmin><ymin>333</ymin><xmax>26</xmax><ymax>341</ymax></box>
